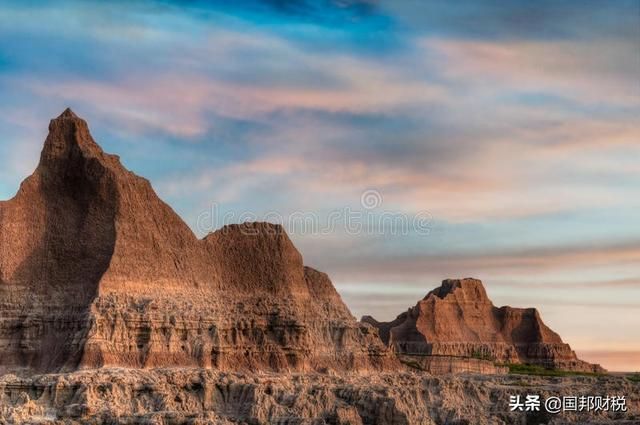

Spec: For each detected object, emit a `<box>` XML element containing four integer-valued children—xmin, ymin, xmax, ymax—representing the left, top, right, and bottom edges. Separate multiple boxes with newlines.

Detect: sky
<box><xmin>0</xmin><ymin>0</ymin><xmax>638</xmax><ymax>371</ymax></box>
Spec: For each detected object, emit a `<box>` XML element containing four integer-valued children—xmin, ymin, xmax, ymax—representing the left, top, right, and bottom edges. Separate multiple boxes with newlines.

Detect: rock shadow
<box><xmin>6</xmin><ymin>134</ymin><xmax>117</xmax><ymax>373</ymax></box>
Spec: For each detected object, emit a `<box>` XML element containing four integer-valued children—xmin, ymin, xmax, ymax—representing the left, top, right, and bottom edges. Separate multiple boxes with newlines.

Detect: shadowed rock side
<box><xmin>363</xmin><ymin>278</ymin><xmax>604</xmax><ymax>373</ymax></box>
<box><xmin>0</xmin><ymin>109</ymin><xmax>117</xmax><ymax>373</ymax></box>
<box><xmin>0</xmin><ymin>109</ymin><xmax>395</xmax><ymax>374</ymax></box>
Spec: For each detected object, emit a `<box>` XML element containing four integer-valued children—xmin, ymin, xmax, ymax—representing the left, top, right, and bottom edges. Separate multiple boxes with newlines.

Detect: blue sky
<box><xmin>0</xmin><ymin>0</ymin><xmax>639</xmax><ymax>370</ymax></box>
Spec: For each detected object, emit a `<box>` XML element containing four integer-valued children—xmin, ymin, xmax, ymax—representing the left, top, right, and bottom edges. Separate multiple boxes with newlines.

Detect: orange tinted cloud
<box><xmin>578</xmin><ymin>351</ymin><xmax>640</xmax><ymax>373</ymax></box>
<box><xmin>426</xmin><ymin>38</ymin><xmax>640</xmax><ymax>107</ymax></box>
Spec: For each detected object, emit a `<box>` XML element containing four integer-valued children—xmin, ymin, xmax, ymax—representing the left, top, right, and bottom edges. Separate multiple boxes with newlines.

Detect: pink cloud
<box><xmin>425</xmin><ymin>38</ymin><xmax>640</xmax><ymax>107</ymax></box>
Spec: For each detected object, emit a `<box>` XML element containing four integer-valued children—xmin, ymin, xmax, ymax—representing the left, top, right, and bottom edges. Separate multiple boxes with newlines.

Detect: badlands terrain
<box><xmin>1</xmin><ymin>369</ymin><xmax>638</xmax><ymax>424</ymax></box>
<box><xmin>0</xmin><ymin>110</ymin><xmax>637</xmax><ymax>424</ymax></box>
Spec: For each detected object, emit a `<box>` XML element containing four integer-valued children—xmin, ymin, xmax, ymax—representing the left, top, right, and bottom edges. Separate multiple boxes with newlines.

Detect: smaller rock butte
<box><xmin>362</xmin><ymin>278</ymin><xmax>605</xmax><ymax>373</ymax></box>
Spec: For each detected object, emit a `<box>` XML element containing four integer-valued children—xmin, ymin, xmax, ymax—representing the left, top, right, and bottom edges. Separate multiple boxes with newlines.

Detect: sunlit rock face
<box><xmin>363</xmin><ymin>278</ymin><xmax>605</xmax><ymax>373</ymax></box>
<box><xmin>0</xmin><ymin>109</ymin><xmax>396</xmax><ymax>374</ymax></box>
<box><xmin>1</xmin><ymin>369</ymin><xmax>638</xmax><ymax>424</ymax></box>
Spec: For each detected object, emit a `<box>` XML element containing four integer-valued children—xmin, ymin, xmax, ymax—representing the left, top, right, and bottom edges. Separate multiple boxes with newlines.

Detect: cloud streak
<box><xmin>0</xmin><ymin>0</ymin><xmax>638</xmax><ymax>370</ymax></box>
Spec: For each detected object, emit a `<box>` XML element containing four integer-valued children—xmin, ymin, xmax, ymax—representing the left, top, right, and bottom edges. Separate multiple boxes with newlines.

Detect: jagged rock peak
<box><xmin>0</xmin><ymin>109</ymin><xmax>398</xmax><ymax>373</ymax></box>
<box><xmin>48</xmin><ymin>107</ymin><xmax>90</xmax><ymax>133</ymax></box>
<box><xmin>424</xmin><ymin>277</ymin><xmax>489</xmax><ymax>302</ymax></box>
<box><xmin>40</xmin><ymin>108</ymin><xmax>104</xmax><ymax>167</ymax></box>
<box><xmin>59</xmin><ymin>107</ymin><xmax>79</xmax><ymax>119</ymax></box>
<box><xmin>363</xmin><ymin>277</ymin><xmax>605</xmax><ymax>373</ymax></box>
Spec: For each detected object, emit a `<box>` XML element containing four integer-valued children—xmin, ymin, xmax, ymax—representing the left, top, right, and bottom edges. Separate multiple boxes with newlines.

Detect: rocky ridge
<box><xmin>362</xmin><ymin>278</ymin><xmax>603</xmax><ymax>373</ymax></box>
<box><xmin>1</xmin><ymin>110</ymin><xmax>630</xmax><ymax>425</ymax></box>
<box><xmin>0</xmin><ymin>109</ymin><xmax>394</xmax><ymax>375</ymax></box>
<box><xmin>0</xmin><ymin>368</ymin><xmax>638</xmax><ymax>424</ymax></box>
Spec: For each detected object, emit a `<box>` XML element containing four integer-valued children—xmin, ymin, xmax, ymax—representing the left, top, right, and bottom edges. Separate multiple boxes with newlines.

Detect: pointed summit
<box><xmin>0</xmin><ymin>111</ymin><xmax>395</xmax><ymax>374</ymax></box>
<box><xmin>50</xmin><ymin>107</ymin><xmax>86</xmax><ymax>128</ymax></box>
<box><xmin>39</xmin><ymin>108</ymin><xmax>105</xmax><ymax>174</ymax></box>
<box><xmin>58</xmin><ymin>107</ymin><xmax>79</xmax><ymax>119</ymax></box>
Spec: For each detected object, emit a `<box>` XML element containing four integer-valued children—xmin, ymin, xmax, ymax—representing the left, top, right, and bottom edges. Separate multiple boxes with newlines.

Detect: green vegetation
<box><xmin>400</xmin><ymin>359</ymin><xmax>424</xmax><ymax>371</ymax></box>
<box><xmin>470</xmin><ymin>350</ymin><xmax>494</xmax><ymax>361</ymax></box>
<box><xmin>504</xmin><ymin>378</ymin><xmax>532</xmax><ymax>387</ymax></box>
<box><xmin>627</xmin><ymin>373</ymin><xmax>640</xmax><ymax>383</ymax></box>
<box><xmin>502</xmin><ymin>363</ymin><xmax>603</xmax><ymax>377</ymax></box>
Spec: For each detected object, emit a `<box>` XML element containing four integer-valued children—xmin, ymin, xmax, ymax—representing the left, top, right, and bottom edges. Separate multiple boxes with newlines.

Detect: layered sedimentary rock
<box><xmin>398</xmin><ymin>354</ymin><xmax>508</xmax><ymax>375</ymax></box>
<box><xmin>363</xmin><ymin>278</ymin><xmax>603</xmax><ymax>372</ymax></box>
<box><xmin>0</xmin><ymin>109</ymin><xmax>394</xmax><ymax>374</ymax></box>
<box><xmin>1</xmin><ymin>369</ymin><xmax>637</xmax><ymax>424</ymax></box>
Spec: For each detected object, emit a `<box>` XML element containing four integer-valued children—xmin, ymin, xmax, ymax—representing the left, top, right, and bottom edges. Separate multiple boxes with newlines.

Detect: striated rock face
<box><xmin>0</xmin><ymin>109</ymin><xmax>395</xmax><ymax>374</ymax></box>
<box><xmin>0</xmin><ymin>369</ymin><xmax>638</xmax><ymax>424</ymax></box>
<box><xmin>397</xmin><ymin>354</ymin><xmax>508</xmax><ymax>375</ymax></box>
<box><xmin>363</xmin><ymin>278</ymin><xmax>604</xmax><ymax>372</ymax></box>
<box><xmin>1</xmin><ymin>109</ymin><xmax>633</xmax><ymax>425</ymax></box>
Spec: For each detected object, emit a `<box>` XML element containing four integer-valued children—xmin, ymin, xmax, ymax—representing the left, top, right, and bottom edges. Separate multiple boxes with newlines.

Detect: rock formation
<box><xmin>1</xmin><ymin>369</ymin><xmax>638</xmax><ymax>424</ymax></box>
<box><xmin>0</xmin><ymin>109</ymin><xmax>394</xmax><ymax>374</ymax></box>
<box><xmin>363</xmin><ymin>278</ymin><xmax>604</xmax><ymax>372</ymax></box>
<box><xmin>1</xmin><ymin>110</ymin><xmax>635</xmax><ymax>425</ymax></box>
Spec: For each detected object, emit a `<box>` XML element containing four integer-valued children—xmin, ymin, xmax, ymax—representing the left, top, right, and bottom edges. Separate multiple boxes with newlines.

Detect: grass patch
<box><xmin>502</xmin><ymin>363</ymin><xmax>603</xmax><ymax>377</ymax></box>
<box><xmin>505</xmin><ymin>378</ymin><xmax>532</xmax><ymax>387</ymax></box>
<box><xmin>470</xmin><ymin>350</ymin><xmax>495</xmax><ymax>361</ymax></box>
<box><xmin>401</xmin><ymin>359</ymin><xmax>423</xmax><ymax>370</ymax></box>
<box><xmin>627</xmin><ymin>373</ymin><xmax>640</xmax><ymax>383</ymax></box>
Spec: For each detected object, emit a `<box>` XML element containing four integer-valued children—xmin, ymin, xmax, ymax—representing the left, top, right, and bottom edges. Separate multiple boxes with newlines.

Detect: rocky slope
<box><xmin>362</xmin><ymin>278</ymin><xmax>603</xmax><ymax>372</ymax></box>
<box><xmin>2</xmin><ymin>110</ymin><xmax>631</xmax><ymax>425</ymax></box>
<box><xmin>0</xmin><ymin>109</ymin><xmax>394</xmax><ymax>375</ymax></box>
<box><xmin>0</xmin><ymin>368</ymin><xmax>637</xmax><ymax>424</ymax></box>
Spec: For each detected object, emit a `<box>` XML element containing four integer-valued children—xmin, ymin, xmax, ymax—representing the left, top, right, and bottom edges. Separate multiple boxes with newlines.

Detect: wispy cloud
<box><xmin>427</xmin><ymin>38</ymin><xmax>640</xmax><ymax>107</ymax></box>
<box><xmin>0</xmin><ymin>0</ymin><xmax>639</xmax><ymax>369</ymax></box>
<box><xmin>324</xmin><ymin>241</ymin><xmax>640</xmax><ymax>282</ymax></box>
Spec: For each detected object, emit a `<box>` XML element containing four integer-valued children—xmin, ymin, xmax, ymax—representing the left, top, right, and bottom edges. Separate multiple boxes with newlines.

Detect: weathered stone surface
<box><xmin>398</xmin><ymin>354</ymin><xmax>508</xmax><ymax>375</ymax></box>
<box><xmin>2</xmin><ymin>110</ymin><xmax>629</xmax><ymax>425</ymax></box>
<box><xmin>0</xmin><ymin>368</ymin><xmax>637</xmax><ymax>424</ymax></box>
<box><xmin>0</xmin><ymin>109</ymin><xmax>395</xmax><ymax>374</ymax></box>
<box><xmin>363</xmin><ymin>278</ymin><xmax>604</xmax><ymax>372</ymax></box>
